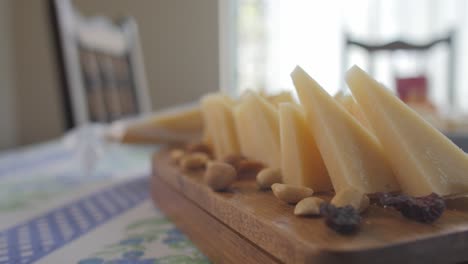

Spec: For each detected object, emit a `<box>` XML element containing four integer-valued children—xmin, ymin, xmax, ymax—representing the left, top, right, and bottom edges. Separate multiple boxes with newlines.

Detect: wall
<box><xmin>10</xmin><ymin>0</ymin><xmax>220</xmax><ymax>146</ymax></box>
<box><xmin>0</xmin><ymin>0</ymin><xmax>16</xmax><ymax>150</ymax></box>
<box><xmin>13</xmin><ymin>0</ymin><xmax>65</xmax><ymax>146</ymax></box>
<box><xmin>75</xmin><ymin>0</ymin><xmax>220</xmax><ymax>109</ymax></box>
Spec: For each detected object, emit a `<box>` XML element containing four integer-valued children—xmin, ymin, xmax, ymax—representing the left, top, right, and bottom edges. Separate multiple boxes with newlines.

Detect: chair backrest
<box><xmin>50</xmin><ymin>0</ymin><xmax>151</xmax><ymax>129</ymax></box>
<box><xmin>342</xmin><ymin>31</ymin><xmax>455</xmax><ymax>106</ymax></box>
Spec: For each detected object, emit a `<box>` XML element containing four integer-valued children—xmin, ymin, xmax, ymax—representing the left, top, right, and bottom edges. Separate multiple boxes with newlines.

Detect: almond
<box><xmin>180</xmin><ymin>152</ymin><xmax>209</xmax><ymax>171</ymax></box>
<box><xmin>257</xmin><ymin>168</ymin><xmax>282</xmax><ymax>190</ymax></box>
<box><xmin>294</xmin><ymin>197</ymin><xmax>325</xmax><ymax>216</ymax></box>
<box><xmin>204</xmin><ymin>161</ymin><xmax>237</xmax><ymax>191</ymax></box>
<box><xmin>271</xmin><ymin>183</ymin><xmax>314</xmax><ymax>204</ymax></box>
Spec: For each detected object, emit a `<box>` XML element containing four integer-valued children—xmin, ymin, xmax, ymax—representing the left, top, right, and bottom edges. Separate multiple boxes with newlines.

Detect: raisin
<box><xmin>376</xmin><ymin>192</ymin><xmax>445</xmax><ymax>223</ymax></box>
<box><xmin>319</xmin><ymin>203</ymin><xmax>361</xmax><ymax>234</ymax></box>
<box><xmin>236</xmin><ymin>160</ymin><xmax>264</xmax><ymax>175</ymax></box>
<box><xmin>222</xmin><ymin>154</ymin><xmax>248</xmax><ymax>170</ymax></box>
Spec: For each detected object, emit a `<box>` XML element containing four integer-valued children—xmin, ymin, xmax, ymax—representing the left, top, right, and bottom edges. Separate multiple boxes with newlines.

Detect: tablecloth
<box><xmin>0</xmin><ymin>136</ymin><xmax>209</xmax><ymax>264</ymax></box>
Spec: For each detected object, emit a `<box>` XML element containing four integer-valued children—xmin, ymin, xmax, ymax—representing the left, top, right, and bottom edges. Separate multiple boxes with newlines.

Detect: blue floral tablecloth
<box><xmin>0</xmin><ymin>136</ymin><xmax>208</xmax><ymax>264</ymax></box>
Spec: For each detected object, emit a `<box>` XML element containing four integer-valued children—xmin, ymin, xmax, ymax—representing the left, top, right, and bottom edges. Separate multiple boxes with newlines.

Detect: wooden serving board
<box><xmin>151</xmin><ymin>149</ymin><xmax>468</xmax><ymax>264</ymax></box>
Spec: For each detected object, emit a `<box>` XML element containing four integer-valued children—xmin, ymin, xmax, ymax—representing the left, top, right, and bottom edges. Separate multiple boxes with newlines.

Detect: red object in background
<box><xmin>396</xmin><ymin>76</ymin><xmax>428</xmax><ymax>103</ymax></box>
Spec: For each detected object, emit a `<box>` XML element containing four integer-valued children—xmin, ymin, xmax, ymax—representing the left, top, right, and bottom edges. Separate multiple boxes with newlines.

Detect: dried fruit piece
<box><xmin>186</xmin><ymin>142</ymin><xmax>213</xmax><ymax>158</ymax></box>
<box><xmin>180</xmin><ymin>152</ymin><xmax>209</xmax><ymax>171</ymax></box>
<box><xmin>237</xmin><ymin>160</ymin><xmax>265</xmax><ymax>176</ymax></box>
<box><xmin>331</xmin><ymin>187</ymin><xmax>370</xmax><ymax>213</ymax></box>
<box><xmin>170</xmin><ymin>149</ymin><xmax>185</xmax><ymax>164</ymax></box>
<box><xmin>377</xmin><ymin>192</ymin><xmax>445</xmax><ymax>223</ymax></box>
<box><xmin>320</xmin><ymin>203</ymin><xmax>361</xmax><ymax>234</ymax></box>
<box><xmin>257</xmin><ymin>168</ymin><xmax>282</xmax><ymax>190</ymax></box>
<box><xmin>359</xmin><ymin>194</ymin><xmax>370</xmax><ymax>212</ymax></box>
<box><xmin>222</xmin><ymin>154</ymin><xmax>247</xmax><ymax>170</ymax></box>
<box><xmin>271</xmin><ymin>183</ymin><xmax>314</xmax><ymax>204</ymax></box>
<box><xmin>204</xmin><ymin>161</ymin><xmax>237</xmax><ymax>191</ymax></box>
<box><xmin>294</xmin><ymin>197</ymin><xmax>324</xmax><ymax>216</ymax></box>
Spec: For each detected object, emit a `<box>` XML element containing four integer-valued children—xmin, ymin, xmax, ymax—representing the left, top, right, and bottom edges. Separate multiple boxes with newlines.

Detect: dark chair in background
<box><xmin>50</xmin><ymin>0</ymin><xmax>151</xmax><ymax>129</ymax></box>
<box><xmin>342</xmin><ymin>31</ymin><xmax>455</xmax><ymax>107</ymax></box>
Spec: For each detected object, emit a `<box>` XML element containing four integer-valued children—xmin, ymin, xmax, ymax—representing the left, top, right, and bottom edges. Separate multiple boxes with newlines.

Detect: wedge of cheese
<box><xmin>234</xmin><ymin>92</ymin><xmax>281</xmax><ymax>168</ymax></box>
<box><xmin>107</xmin><ymin>103</ymin><xmax>203</xmax><ymax>143</ymax></box>
<box><xmin>346</xmin><ymin>65</ymin><xmax>468</xmax><ymax>196</ymax></box>
<box><xmin>279</xmin><ymin>103</ymin><xmax>332</xmax><ymax>191</ymax></box>
<box><xmin>201</xmin><ymin>93</ymin><xmax>240</xmax><ymax>160</ymax></box>
<box><xmin>334</xmin><ymin>92</ymin><xmax>372</xmax><ymax>132</ymax></box>
<box><xmin>267</xmin><ymin>91</ymin><xmax>295</xmax><ymax>106</ymax></box>
<box><xmin>291</xmin><ymin>66</ymin><xmax>400</xmax><ymax>194</ymax></box>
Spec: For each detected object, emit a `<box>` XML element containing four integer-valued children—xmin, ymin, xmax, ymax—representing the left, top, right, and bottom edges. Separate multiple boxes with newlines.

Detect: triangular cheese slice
<box><xmin>279</xmin><ymin>103</ymin><xmax>332</xmax><ymax>191</ymax></box>
<box><xmin>233</xmin><ymin>92</ymin><xmax>281</xmax><ymax>168</ymax></box>
<box><xmin>108</xmin><ymin>104</ymin><xmax>203</xmax><ymax>143</ymax></box>
<box><xmin>201</xmin><ymin>94</ymin><xmax>240</xmax><ymax>160</ymax></box>
<box><xmin>334</xmin><ymin>91</ymin><xmax>373</xmax><ymax>132</ymax></box>
<box><xmin>291</xmin><ymin>66</ymin><xmax>399</xmax><ymax>194</ymax></box>
<box><xmin>346</xmin><ymin>65</ymin><xmax>468</xmax><ymax>196</ymax></box>
<box><xmin>267</xmin><ymin>91</ymin><xmax>296</xmax><ymax>106</ymax></box>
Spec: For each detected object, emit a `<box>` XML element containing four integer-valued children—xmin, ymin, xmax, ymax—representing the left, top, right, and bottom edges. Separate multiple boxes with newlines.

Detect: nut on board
<box><xmin>180</xmin><ymin>152</ymin><xmax>209</xmax><ymax>171</ymax></box>
<box><xmin>204</xmin><ymin>161</ymin><xmax>237</xmax><ymax>191</ymax></box>
<box><xmin>294</xmin><ymin>197</ymin><xmax>325</xmax><ymax>216</ymax></box>
<box><xmin>257</xmin><ymin>168</ymin><xmax>282</xmax><ymax>190</ymax></box>
<box><xmin>271</xmin><ymin>183</ymin><xmax>314</xmax><ymax>204</ymax></box>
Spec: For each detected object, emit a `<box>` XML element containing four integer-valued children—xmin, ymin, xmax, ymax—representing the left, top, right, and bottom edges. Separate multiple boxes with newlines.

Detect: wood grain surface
<box><xmin>152</xmin><ymin>149</ymin><xmax>468</xmax><ymax>264</ymax></box>
<box><xmin>151</xmin><ymin>171</ymin><xmax>279</xmax><ymax>263</ymax></box>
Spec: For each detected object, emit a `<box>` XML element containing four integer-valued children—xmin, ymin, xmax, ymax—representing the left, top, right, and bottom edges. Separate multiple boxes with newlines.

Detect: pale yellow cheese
<box><xmin>201</xmin><ymin>94</ymin><xmax>240</xmax><ymax>160</ymax></box>
<box><xmin>108</xmin><ymin>104</ymin><xmax>203</xmax><ymax>143</ymax></box>
<box><xmin>334</xmin><ymin>92</ymin><xmax>372</xmax><ymax>132</ymax></box>
<box><xmin>291</xmin><ymin>66</ymin><xmax>400</xmax><ymax>194</ymax></box>
<box><xmin>346</xmin><ymin>65</ymin><xmax>468</xmax><ymax>196</ymax></box>
<box><xmin>279</xmin><ymin>103</ymin><xmax>332</xmax><ymax>191</ymax></box>
<box><xmin>233</xmin><ymin>92</ymin><xmax>281</xmax><ymax>168</ymax></box>
<box><xmin>267</xmin><ymin>91</ymin><xmax>295</xmax><ymax>106</ymax></box>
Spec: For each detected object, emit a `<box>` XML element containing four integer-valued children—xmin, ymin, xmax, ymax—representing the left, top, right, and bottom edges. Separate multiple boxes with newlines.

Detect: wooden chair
<box><xmin>342</xmin><ymin>31</ymin><xmax>456</xmax><ymax>106</ymax></box>
<box><xmin>49</xmin><ymin>0</ymin><xmax>151</xmax><ymax>129</ymax></box>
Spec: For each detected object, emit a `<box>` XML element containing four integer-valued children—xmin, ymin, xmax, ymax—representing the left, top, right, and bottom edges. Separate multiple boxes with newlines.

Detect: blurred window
<box><xmin>229</xmin><ymin>0</ymin><xmax>468</xmax><ymax>110</ymax></box>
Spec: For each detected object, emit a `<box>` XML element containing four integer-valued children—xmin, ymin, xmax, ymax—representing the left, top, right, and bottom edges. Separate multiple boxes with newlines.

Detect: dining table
<box><xmin>2</xmin><ymin>121</ymin><xmax>468</xmax><ymax>264</ymax></box>
<box><xmin>0</xmin><ymin>126</ymin><xmax>209</xmax><ymax>264</ymax></box>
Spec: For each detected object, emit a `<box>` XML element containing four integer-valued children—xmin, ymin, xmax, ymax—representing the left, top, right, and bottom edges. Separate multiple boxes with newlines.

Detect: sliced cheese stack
<box><xmin>347</xmin><ymin>65</ymin><xmax>468</xmax><ymax>196</ymax></box>
<box><xmin>291</xmin><ymin>66</ymin><xmax>400</xmax><ymax>194</ymax></box>
<box><xmin>234</xmin><ymin>92</ymin><xmax>281</xmax><ymax>168</ymax></box>
<box><xmin>334</xmin><ymin>92</ymin><xmax>372</xmax><ymax>132</ymax></box>
<box><xmin>201</xmin><ymin>94</ymin><xmax>240</xmax><ymax>160</ymax></box>
<box><xmin>279</xmin><ymin>103</ymin><xmax>332</xmax><ymax>191</ymax></box>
